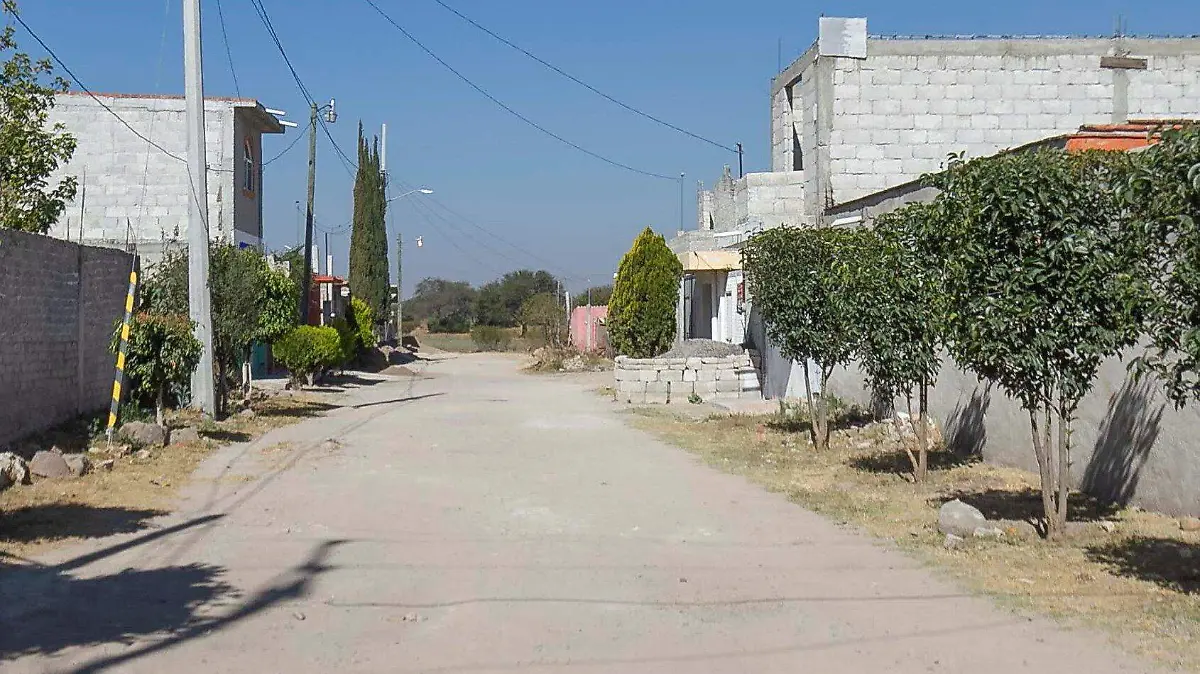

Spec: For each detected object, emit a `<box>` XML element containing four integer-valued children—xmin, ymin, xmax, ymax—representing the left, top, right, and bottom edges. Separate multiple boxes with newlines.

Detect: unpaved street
<box><xmin>0</xmin><ymin>355</ymin><xmax>1164</xmax><ymax>673</ymax></box>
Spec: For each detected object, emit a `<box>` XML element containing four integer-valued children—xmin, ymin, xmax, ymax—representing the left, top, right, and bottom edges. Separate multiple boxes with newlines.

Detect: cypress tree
<box><xmin>607</xmin><ymin>227</ymin><xmax>683</xmax><ymax>358</ymax></box>
<box><xmin>349</xmin><ymin>124</ymin><xmax>390</xmax><ymax>328</ymax></box>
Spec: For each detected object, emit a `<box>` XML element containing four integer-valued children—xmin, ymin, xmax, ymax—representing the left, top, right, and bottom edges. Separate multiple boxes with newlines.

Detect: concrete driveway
<box><xmin>0</xmin><ymin>354</ymin><xmax>1162</xmax><ymax>673</ymax></box>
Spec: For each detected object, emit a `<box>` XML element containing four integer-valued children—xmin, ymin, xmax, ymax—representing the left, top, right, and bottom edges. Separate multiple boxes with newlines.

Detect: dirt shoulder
<box><xmin>0</xmin><ymin>391</ymin><xmax>339</xmax><ymax>561</ymax></box>
<box><xmin>631</xmin><ymin>407</ymin><xmax>1200</xmax><ymax>671</ymax></box>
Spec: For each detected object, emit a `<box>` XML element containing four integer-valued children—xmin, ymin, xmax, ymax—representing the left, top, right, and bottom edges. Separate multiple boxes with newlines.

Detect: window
<box><xmin>242</xmin><ymin>137</ymin><xmax>255</xmax><ymax>194</ymax></box>
<box><xmin>792</xmin><ymin>128</ymin><xmax>803</xmax><ymax>171</ymax></box>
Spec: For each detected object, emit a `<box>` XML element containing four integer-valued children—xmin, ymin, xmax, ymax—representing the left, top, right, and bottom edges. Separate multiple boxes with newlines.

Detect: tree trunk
<box><xmin>1029</xmin><ymin>406</ymin><xmax>1055</xmax><ymax>539</ymax></box>
<box><xmin>917</xmin><ymin>379</ymin><xmax>929</xmax><ymax>482</ymax></box>
<box><xmin>1054</xmin><ymin>395</ymin><xmax>1072</xmax><ymax>540</ymax></box>
<box><xmin>900</xmin><ymin>391</ymin><xmax>921</xmax><ymax>482</ymax></box>
<box><xmin>156</xmin><ymin>385</ymin><xmax>166</xmax><ymax>428</ymax></box>
<box><xmin>818</xmin><ymin>368</ymin><xmax>832</xmax><ymax>451</ymax></box>
<box><xmin>802</xmin><ymin>360</ymin><xmax>821</xmax><ymax>450</ymax></box>
<box><xmin>216</xmin><ymin>359</ymin><xmax>227</xmax><ymax>419</ymax></box>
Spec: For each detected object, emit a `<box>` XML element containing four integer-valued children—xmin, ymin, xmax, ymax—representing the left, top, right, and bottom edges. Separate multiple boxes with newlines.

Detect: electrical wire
<box><xmin>263</xmin><ymin>129</ymin><xmax>305</xmax><ymax>166</ymax></box>
<box><xmin>134</xmin><ymin>0</ymin><xmax>174</xmax><ymax>230</ymax></box>
<box><xmin>215</xmin><ymin>0</ymin><xmax>241</xmax><ymax>97</ymax></box>
<box><xmin>428</xmin><ymin>0</ymin><xmax>737</xmax><ymax>155</ymax></box>
<box><xmin>359</xmin><ymin>0</ymin><xmax>677</xmax><ymax>182</ymax></box>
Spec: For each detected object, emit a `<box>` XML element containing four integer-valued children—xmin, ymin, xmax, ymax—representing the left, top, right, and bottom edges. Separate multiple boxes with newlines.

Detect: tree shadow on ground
<box><xmin>1082</xmin><ymin>376</ymin><xmax>1165</xmax><ymax>507</ymax></box>
<box><xmin>253</xmin><ymin>401</ymin><xmax>339</xmax><ymax>419</ymax></box>
<box><xmin>849</xmin><ymin>449</ymin><xmax>980</xmax><ymax>475</ymax></box>
<box><xmin>935</xmin><ymin>488</ymin><xmax>1121</xmax><ymax>529</ymax></box>
<box><xmin>1087</xmin><ymin>536</ymin><xmax>1200</xmax><ymax>594</ymax></box>
<box><xmin>199</xmin><ymin>429</ymin><xmax>252</xmax><ymax>444</ymax></box>
<box><xmin>0</xmin><ymin>510</ymin><xmax>346</xmax><ymax>667</ymax></box>
<box><xmin>944</xmin><ymin>385</ymin><xmax>990</xmax><ymax>458</ymax></box>
<box><xmin>322</xmin><ymin>373</ymin><xmax>386</xmax><ymax>389</ymax></box>
<box><xmin>0</xmin><ymin>504</ymin><xmax>166</xmax><ymax>544</ymax></box>
<box><xmin>765</xmin><ymin>401</ymin><xmax>876</xmax><ymax>435</ymax></box>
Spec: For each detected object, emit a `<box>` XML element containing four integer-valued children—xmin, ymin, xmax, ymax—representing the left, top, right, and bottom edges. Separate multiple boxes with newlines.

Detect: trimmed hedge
<box><xmin>273</xmin><ymin>325</ymin><xmax>342</xmax><ymax>384</ymax></box>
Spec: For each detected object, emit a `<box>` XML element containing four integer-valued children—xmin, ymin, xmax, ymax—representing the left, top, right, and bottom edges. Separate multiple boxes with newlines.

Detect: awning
<box><xmin>678</xmin><ymin>250</ymin><xmax>741</xmax><ymax>272</ymax></box>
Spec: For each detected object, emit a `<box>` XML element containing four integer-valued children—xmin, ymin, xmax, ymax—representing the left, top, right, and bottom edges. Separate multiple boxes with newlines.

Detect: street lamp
<box><xmin>389</xmin><ymin>188</ymin><xmax>433</xmax><ymax>339</ymax></box>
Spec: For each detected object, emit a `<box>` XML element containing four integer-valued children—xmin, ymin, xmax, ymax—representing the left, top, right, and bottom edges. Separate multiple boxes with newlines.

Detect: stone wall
<box><xmin>0</xmin><ymin>230</ymin><xmax>134</xmax><ymax>445</ymax></box>
<box><xmin>614</xmin><ymin>354</ymin><xmax>761</xmax><ymax>404</ymax></box>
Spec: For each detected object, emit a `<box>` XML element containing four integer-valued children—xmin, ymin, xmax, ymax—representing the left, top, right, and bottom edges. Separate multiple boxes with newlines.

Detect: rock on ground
<box><xmin>938</xmin><ymin>499</ymin><xmax>989</xmax><ymax>537</ymax></box>
<box><xmin>119</xmin><ymin>421</ymin><xmax>168</xmax><ymax>447</ymax></box>
<box><xmin>658</xmin><ymin>339</ymin><xmax>744</xmax><ymax>359</ymax></box>
<box><xmin>64</xmin><ymin>454</ymin><xmax>92</xmax><ymax>477</ymax></box>
<box><xmin>29</xmin><ymin>450</ymin><xmax>72</xmax><ymax>479</ymax></box>
<box><xmin>171</xmin><ymin>427</ymin><xmax>202</xmax><ymax>445</ymax></box>
<box><xmin>0</xmin><ymin>452</ymin><xmax>31</xmax><ymax>489</ymax></box>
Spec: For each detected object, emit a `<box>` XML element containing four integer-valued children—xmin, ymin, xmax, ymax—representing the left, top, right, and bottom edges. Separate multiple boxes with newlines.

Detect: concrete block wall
<box><xmin>771</xmin><ymin>36</ymin><xmax>1200</xmax><ymax>215</ymax></box>
<box><xmin>695</xmin><ymin>169</ymin><xmax>806</xmax><ymax>234</ymax></box>
<box><xmin>45</xmin><ymin>94</ymin><xmax>260</xmax><ymax>263</ymax></box>
<box><xmin>614</xmin><ymin>354</ymin><xmax>761</xmax><ymax>404</ymax></box>
<box><xmin>0</xmin><ymin>229</ymin><xmax>133</xmax><ymax>446</ymax></box>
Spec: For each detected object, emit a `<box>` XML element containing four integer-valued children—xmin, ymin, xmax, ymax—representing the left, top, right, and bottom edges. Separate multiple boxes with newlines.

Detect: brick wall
<box><xmin>0</xmin><ymin>229</ymin><xmax>133</xmax><ymax>445</ymax></box>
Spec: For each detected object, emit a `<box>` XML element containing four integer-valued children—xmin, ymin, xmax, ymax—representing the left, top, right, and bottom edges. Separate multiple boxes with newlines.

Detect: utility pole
<box><xmin>299</xmin><ymin>102</ymin><xmax>318</xmax><ymax>325</ymax></box>
<box><xmin>679</xmin><ymin>172</ymin><xmax>686</xmax><ymax>233</ymax></box>
<box><xmin>737</xmin><ymin>143</ymin><xmax>744</xmax><ymax>178</ymax></box>
<box><xmin>183</xmin><ymin>0</ymin><xmax>215</xmax><ymax>415</ymax></box>
<box><xmin>395</xmin><ymin>230</ymin><xmax>403</xmax><ymax>336</ymax></box>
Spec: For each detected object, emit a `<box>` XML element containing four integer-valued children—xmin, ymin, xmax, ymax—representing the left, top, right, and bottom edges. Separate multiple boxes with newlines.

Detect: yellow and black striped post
<box><xmin>106</xmin><ymin>259</ymin><xmax>140</xmax><ymax>442</ymax></box>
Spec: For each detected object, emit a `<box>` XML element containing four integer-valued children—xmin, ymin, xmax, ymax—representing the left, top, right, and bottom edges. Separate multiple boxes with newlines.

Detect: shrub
<box><xmin>519</xmin><ymin>293</ymin><xmax>567</xmax><ymax>349</ymax></box>
<box><xmin>471</xmin><ymin>325</ymin><xmax>511</xmax><ymax>352</ymax></box>
<box><xmin>273</xmin><ymin>325</ymin><xmax>341</xmax><ymax>385</ymax></box>
<box><xmin>429</xmin><ymin>315</ymin><xmax>471</xmax><ymax>334</ymax></box>
<box><xmin>608</xmin><ymin>227</ymin><xmax>683</xmax><ymax>358</ymax></box>
<box><xmin>330</xmin><ymin>318</ymin><xmax>358</xmax><ymax>367</ymax></box>
<box><xmin>113</xmin><ymin>312</ymin><xmax>202</xmax><ymax>427</ymax></box>
<box><xmin>350</xmin><ymin>297</ymin><xmax>376</xmax><ymax>349</ymax></box>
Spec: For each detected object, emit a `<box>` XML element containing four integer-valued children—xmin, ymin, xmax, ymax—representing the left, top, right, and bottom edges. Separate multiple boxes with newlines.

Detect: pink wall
<box><xmin>570</xmin><ymin>306</ymin><xmax>608</xmax><ymax>353</ymax></box>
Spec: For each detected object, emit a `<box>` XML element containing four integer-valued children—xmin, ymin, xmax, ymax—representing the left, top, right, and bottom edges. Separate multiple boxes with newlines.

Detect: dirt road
<box><xmin>0</xmin><ymin>354</ymin><xmax>1163</xmax><ymax>673</ymax></box>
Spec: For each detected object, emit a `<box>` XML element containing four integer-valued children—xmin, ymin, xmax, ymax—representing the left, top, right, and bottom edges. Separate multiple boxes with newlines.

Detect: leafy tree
<box><xmin>405</xmin><ymin>277</ymin><xmax>477</xmax><ymax>332</ymax></box>
<box><xmin>927</xmin><ymin>149</ymin><xmax>1148</xmax><ymax>539</ymax></box>
<box><xmin>470</xmin><ymin>325</ymin><xmax>511</xmax><ymax>352</ymax></box>
<box><xmin>573</xmin><ymin>284</ymin><xmax>613</xmax><ymax>307</ymax></box>
<box><xmin>274</xmin><ymin>246</ymin><xmax>307</xmax><ymax>318</ymax></box>
<box><xmin>475</xmin><ymin>269</ymin><xmax>558</xmax><ymax>330</ymax></box>
<box><xmin>350</xmin><ymin>297</ymin><xmax>376</xmax><ymax>350</ymax></box>
<box><xmin>144</xmin><ymin>245</ymin><xmax>300</xmax><ymax>416</ymax></box>
<box><xmin>520</xmin><ymin>292</ymin><xmax>567</xmax><ymax>349</ymax></box>
<box><xmin>113</xmin><ymin>312</ymin><xmax>202</xmax><ymax>427</ymax></box>
<box><xmin>608</xmin><ymin>227</ymin><xmax>683</xmax><ymax>359</ymax></box>
<box><xmin>1120</xmin><ymin>125</ymin><xmax>1200</xmax><ymax>406</ymax></box>
<box><xmin>742</xmin><ymin>226</ymin><xmax>872</xmax><ymax>450</ymax></box>
<box><xmin>857</xmin><ymin>203</ymin><xmax>944</xmax><ymax>481</ymax></box>
<box><xmin>0</xmin><ymin>1</ymin><xmax>77</xmax><ymax>233</ymax></box>
<box><xmin>349</xmin><ymin>123</ymin><xmax>389</xmax><ymax>328</ymax></box>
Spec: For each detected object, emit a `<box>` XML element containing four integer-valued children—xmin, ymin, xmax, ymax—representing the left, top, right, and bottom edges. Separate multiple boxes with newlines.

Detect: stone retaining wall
<box><xmin>614</xmin><ymin>354</ymin><xmax>761</xmax><ymax>404</ymax></box>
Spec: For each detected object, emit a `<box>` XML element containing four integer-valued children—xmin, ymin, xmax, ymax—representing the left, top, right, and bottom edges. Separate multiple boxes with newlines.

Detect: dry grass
<box><xmin>631</xmin><ymin>408</ymin><xmax>1200</xmax><ymax>671</ymax></box>
<box><xmin>0</xmin><ymin>394</ymin><xmax>335</xmax><ymax>560</ymax></box>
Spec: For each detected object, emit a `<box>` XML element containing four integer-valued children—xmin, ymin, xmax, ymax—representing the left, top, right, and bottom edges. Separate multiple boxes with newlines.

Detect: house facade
<box><xmin>46</xmin><ymin>93</ymin><xmax>286</xmax><ymax>263</ymax></box>
<box><xmin>672</xmin><ymin>17</ymin><xmax>1200</xmax><ymax>399</ymax></box>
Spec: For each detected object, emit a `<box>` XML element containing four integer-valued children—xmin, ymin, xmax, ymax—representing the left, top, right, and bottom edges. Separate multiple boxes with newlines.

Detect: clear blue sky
<box><xmin>18</xmin><ymin>0</ymin><xmax>1200</xmax><ymax>293</ymax></box>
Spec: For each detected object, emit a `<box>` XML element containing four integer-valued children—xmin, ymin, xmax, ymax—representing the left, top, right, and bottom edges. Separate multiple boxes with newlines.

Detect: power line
<box><xmin>428</xmin><ymin>0</ymin><xmax>737</xmax><ymax>154</ymax></box>
<box><xmin>359</xmin><ymin>0</ymin><xmax>677</xmax><ymax>182</ymax></box>
<box><xmin>247</xmin><ymin>0</ymin><xmax>358</xmax><ymax>178</ymax></box>
<box><xmin>214</xmin><ymin>0</ymin><xmax>241</xmax><ymax>97</ymax></box>
<box><xmin>263</xmin><ymin>128</ymin><xmax>305</xmax><ymax>166</ymax></box>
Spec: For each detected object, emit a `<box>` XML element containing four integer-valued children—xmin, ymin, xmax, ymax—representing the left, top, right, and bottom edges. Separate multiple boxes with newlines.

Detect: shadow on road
<box><xmin>0</xmin><ymin>504</ymin><xmax>166</xmax><ymax>545</ymax></box>
<box><xmin>349</xmin><ymin>392</ymin><xmax>446</xmax><ymax>410</ymax></box>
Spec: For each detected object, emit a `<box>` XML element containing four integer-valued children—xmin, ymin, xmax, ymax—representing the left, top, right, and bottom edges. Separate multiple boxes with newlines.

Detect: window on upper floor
<box><xmin>243</xmin><ymin>137</ymin><xmax>255</xmax><ymax>194</ymax></box>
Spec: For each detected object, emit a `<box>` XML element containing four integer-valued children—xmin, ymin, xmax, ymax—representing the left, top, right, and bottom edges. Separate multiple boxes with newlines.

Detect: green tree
<box><xmin>0</xmin><ymin>1</ymin><xmax>77</xmax><ymax>233</ymax></box>
<box><xmin>145</xmin><ymin>245</ymin><xmax>300</xmax><ymax>416</ymax></box>
<box><xmin>350</xmin><ymin>296</ymin><xmax>376</xmax><ymax>350</ymax></box>
<box><xmin>1120</xmin><ymin>125</ymin><xmax>1200</xmax><ymax>406</ymax></box>
<box><xmin>273</xmin><ymin>325</ymin><xmax>342</xmax><ymax>386</ymax></box>
<box><xmin>520</xmin><ymin>292</ymin><xmax>567</xmax><ymax>349</ymax></box>
<box><xmin>857</xmin><ymin>204</ymin><xmax>944</xmax><ymax>481</ymax></box>
<box><xmin>927</xmin><ymin>149</ymin><xmax>1148</xmax><ymax>539</ymax></box>
<box><xmin>405</xmin><ymin>277</ymin><xmax>477</xmax><ymax>332</ymax></box>
<box><xmin>475</xmin><ymin>269</ymin><xmax>558</xmax><ymax>329</ymax></box>
<box><xmin>742</xmin><ymin>225</ymin><xmax>872</xmax><ymax>451</ymax></box>
<box><xmin>349</xmin><ymin>123</ymin><xmax>389</xmax><ymax>329</ymax></box>
<box><xmin>572</xmin><ymin>284</ymin><xmax>613</xmax><ymax>307</ymax></box>
<box><xmin>608</xmin><ymin>227</ymin><xmax>683</xmax><ymax>359</ymax></box>
<box><xmin>113</xmin><ymin>312</ymin><xmax>202</xmax><ymax>427</ymax></box>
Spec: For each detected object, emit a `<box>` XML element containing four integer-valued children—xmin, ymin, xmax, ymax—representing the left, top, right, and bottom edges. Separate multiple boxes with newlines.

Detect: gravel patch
<box><xmin>658</xmin><ymin>340</ymin><xmax>744</xmax><ymax>359</ymax></box>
